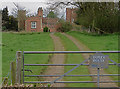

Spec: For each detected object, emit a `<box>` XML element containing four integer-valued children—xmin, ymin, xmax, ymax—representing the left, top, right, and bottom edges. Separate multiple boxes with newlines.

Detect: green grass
<box><xmin>2</xmin><ymin>32</ymin><xmax>54</xmax><ymax>83</ymax></box>
<box><xmin>67</xmin><ymin>31</ymin><xmax>118</xmax><ymax>51</ymax></box>
<box><xmin>2</xmin><ymin>31</ymin><xmax>119</xmax><ymax>86</ymax></box>
<box><xmin>67</xmin><ymin>31</ymin><xmax>119</xmax><ymax>81</ymax></box>
<box><xmin>55</xmin><ymin>33</ymin><xmax>95</xmax><ymax>87</ymax></box>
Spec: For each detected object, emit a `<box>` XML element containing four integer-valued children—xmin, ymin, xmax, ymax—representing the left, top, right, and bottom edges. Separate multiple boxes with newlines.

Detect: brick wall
<box><xmin>25</xmin><ymin>17</ymin><xmax>42</xmax><ymax>32</ymax></box>
<box><xmin>25</xmin><ymin>17</ymin><xmax>58</xmax><ymax>32</ymax></box>
<box><xmin>42</xmin><ymin>18</ymin><xmax>58</xmax><ymax>32</ymax></box>
<box><xmin>66</xmin><ymin>8</ymin><xmax>78</xmax><ymax>23</ymax></box>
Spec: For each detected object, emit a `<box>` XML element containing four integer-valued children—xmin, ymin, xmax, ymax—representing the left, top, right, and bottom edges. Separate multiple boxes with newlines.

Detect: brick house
<box><xmin>25</xmin><ymin>7</ymin><xmax>59</xmax><ymax>32</ymax></box>
<box><xmin>66</xmin><ymin>8</ymin><xmax>78</xmax><ymax>23</ymax></box>
<box><xmin>24</xmin><ymin>7</ymin><xmax>77</xmax><ymax>32</ymax></box>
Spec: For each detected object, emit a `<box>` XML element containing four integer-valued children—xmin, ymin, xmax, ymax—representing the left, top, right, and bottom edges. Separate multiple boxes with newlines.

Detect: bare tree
<box><xmin>43</xmin><ymin>5</ymin><xmax>59</xmax><ymax>17</ymax></box>
<box><xmin>43</xmin><ymin>7</ymin><xmax>52</xmax><ymax>17</ymax></box>
<box><xmin>12</xmin><ymin>2</ymin><xmax>30</xmax><ymax>17</ymax></box>
<box><xmin>47</xmin><ymin>1</ymin><xmax>80</xmax><ymax>9</ymax></box>
<box><xmin>46</xmin><ymin>1</ymin><xmax>81</xmax><ymax>19</ymax></box>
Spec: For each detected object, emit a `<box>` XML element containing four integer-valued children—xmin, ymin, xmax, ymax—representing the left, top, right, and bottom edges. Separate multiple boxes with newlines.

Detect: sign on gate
<box><xmin>89</xmin><ymin>52</ymin><xmax>109</xmax><ymax>68</ymax></box>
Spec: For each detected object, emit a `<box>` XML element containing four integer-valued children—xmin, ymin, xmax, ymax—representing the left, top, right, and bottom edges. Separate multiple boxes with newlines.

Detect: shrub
<box><xmin>37</xmin><ymin>32</ymin><xmax>41</xmax><ymax>34</ymax></box>
<box><xmin>57</xmin><ymin>20</ymin><xmax>72</xmax><ymax>32</ymax></box>
<box><xmin>2</xmin><ymin>26</ymin><xmax>6</xmax><ymax>31</ymax></box>
<box><xmin>43</xmin><ymin>26</ymin><xmax>49</xmax><ymax>32</ymax></box>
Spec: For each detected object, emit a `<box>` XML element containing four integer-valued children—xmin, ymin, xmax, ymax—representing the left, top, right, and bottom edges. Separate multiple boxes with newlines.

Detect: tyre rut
<box><xmin>63</xmin><ymin>33</ymin><xmax>117</xmax><ymax>87</ymax></box>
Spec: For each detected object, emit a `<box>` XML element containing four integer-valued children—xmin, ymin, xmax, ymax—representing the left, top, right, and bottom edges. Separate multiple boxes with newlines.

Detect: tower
<box><xmin>18</xmin><ymin>10</ymin><xmax>26</xmax><ymax>31</ymax></box>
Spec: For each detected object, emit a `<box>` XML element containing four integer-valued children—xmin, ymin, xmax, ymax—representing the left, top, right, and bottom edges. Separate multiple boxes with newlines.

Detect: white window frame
<box><xmin>31</xmin><ymin>21</ymin><xmax>36</xmax><ymax>29</ymax></box>
<box><xmin>72</xmin><ymin>19</ymin><xmax>74</xmax><ymax>23</ymax></box>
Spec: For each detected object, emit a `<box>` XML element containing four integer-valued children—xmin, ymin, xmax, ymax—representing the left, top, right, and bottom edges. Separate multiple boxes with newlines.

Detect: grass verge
<box><xmin>2</xmin><ymin>32</ymin><xmax>54</xmax><ymax>83</ymax></box>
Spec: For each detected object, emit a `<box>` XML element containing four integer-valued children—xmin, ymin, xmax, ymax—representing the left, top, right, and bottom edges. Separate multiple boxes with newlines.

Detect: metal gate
<box><xmin>23</xmin><ymin>51</ymin><xmax>120</xmax><ymax>87</ymax></box>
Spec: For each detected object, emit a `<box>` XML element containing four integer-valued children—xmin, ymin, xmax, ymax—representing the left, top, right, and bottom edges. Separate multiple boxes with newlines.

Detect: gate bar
<box><xmin>24</xmin><ymin>51</ymin><xmax>120</xmax><ymax>54</ymax></box>
<box><xmin>24</xmin><ymin>81</ymin><xmax>120</xmax><ymax>83</ymax></box>
<box><xmin>23</xmin><ymin>52</ymin><xmax>25</xmax><ymax>84</ymax></box>
<box><xmin>24</xmin><ymin>63</ymin><xmax>120</xmax><ymax>66</ymax></box>
<box><xmin>24</xmin><ymin>74</ymin><xmax>120</xmax><ymax>77</ymax></box>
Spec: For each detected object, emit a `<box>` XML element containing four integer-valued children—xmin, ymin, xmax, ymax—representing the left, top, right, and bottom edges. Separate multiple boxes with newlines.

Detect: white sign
<box><xmin>89</xmin><ymin>53</ymin><xmax>109</xmax><ymax>68</ymax></box>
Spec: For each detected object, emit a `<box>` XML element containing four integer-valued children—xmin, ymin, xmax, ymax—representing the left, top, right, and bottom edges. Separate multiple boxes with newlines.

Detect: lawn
<box><xmin>2</xmin><ymin>32</ymin><xmax>54</xmax><ymax>83</ymax></box>
<box><xmin>2</xmin><ymin>31</ymin><xmax>119</xmax><ymax>86</ymax></box>
<box><xmin>67</xmin><ymin>31</ymin><xmax>119</xmax><ymax>81</ymax></box>
<box><xmin>55</xmin><ymin>33</ymin><xmax>95</xmax><ymax>87</ymax></box>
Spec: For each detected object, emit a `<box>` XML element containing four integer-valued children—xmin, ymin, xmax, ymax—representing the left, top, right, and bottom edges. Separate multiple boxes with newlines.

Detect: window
<box><xmin>31</xmin><ymin>22</ymin><xmax>36</xmax><ymax>29</ymax></box>
<box><xmin>72</xmin><ymin>19</ymin><xmax>74</xmax><ymax>23</ymax></box>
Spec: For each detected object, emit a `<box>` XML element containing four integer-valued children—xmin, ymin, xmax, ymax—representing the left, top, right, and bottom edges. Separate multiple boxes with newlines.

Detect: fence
<box><xmin>23</xmin><ymin>51</ymin><xmax>120</xmax><ymax>87</ymax></box>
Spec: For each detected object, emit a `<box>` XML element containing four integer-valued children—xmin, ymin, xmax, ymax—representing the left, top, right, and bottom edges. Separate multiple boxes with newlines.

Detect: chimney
<box><xmin>37</xmin><ymin>7</ymin><xmax>43</xmax><ymax>17</ymax></box>
<box><xmin>66</xmin><ymin>8</ymin><xmax>72</xmax><ymax>23</ymax></box>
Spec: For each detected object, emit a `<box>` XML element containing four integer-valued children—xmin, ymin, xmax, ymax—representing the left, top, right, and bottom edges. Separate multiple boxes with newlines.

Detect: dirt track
<box><xmin>63</xmin><ymin>33</ymin><xmax>117</xmax><ymax>87</ymax></box>
<box><xmin>44</xmin><ymin>33</ymin><xmax>66</xmax><ymax>87</ymax></box>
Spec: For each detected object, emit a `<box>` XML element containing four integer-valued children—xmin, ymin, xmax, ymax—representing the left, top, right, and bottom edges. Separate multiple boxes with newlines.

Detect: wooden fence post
<box><xmin>16</xmin><ymin>51</ymin><xmax>22</xmax><ymax>84</ymax></box>
<box><xmin>2</xmin><ymin>77</ymin><xmax>8</xmax><ymax>86</ymax></box>
<box><xmin>11</xmin><ymin>62</ymin><xmax>16</xmax><ymax>85</ymax></box>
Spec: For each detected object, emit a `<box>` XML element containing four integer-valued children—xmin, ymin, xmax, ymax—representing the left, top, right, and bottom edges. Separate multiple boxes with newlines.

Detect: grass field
<box><xmin>55</xmin><ymin>33</ymin><xmax>95</xmax><ymax>87</ymax></box>
<box><xmin>2</xmin><ymin>32</ymin><xmax>54</xmax><ymax>82</ymax></box>
<box><xmin>67</xmin><ymin>31</ymin><xmax>119</xmax><ymax>81</ymax></box>
<box><xmin>2</xmin><ymin>31</ymin><xmax>119</xmax><ymax>86</ymax></box>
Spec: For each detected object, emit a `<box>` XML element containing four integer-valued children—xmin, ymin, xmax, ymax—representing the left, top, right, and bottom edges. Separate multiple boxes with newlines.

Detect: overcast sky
<box><xmin>0</xmin><ymin>0</ymin><xmax>119</xmax><ymax>18</ymax></box>
<box><xmin>0</xmin><ymin>1</ymin><xmax>72</xmax><ymax>19</ymax></box>
<box><xmin>1</xmin><ymin>2</ymin><xmax>49</xmax><ymax>14</ymax></box>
